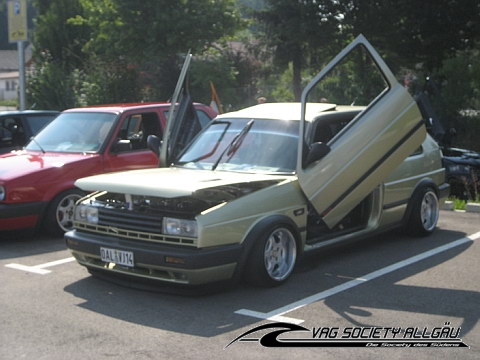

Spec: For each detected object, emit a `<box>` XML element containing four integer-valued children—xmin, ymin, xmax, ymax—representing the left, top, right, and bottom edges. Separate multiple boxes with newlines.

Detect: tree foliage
<box><xmin>28</xmin><ymin>0</ymin><xmax>242</xmax><ymax>109</ymax></box>
<box><xmin>254</xmin><ymin>0</ymin><xmax>344</xmax><ymax>100</ymax></box>
<box><xmin>23</xmin><ymin>0</ymin><xmax>480</xmax><ymax>132</ymax></box>
<box><xmin>343</xmin><ymin>0</ymin><xmax>480</xmax><ymax>73</ymax></box>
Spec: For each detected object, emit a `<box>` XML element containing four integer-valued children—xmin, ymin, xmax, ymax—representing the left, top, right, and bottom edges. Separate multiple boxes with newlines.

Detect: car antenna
<box><xmin>29</xmin><ymin>136</ymin><xmax>45</xmax><ymax>153</ymax></box>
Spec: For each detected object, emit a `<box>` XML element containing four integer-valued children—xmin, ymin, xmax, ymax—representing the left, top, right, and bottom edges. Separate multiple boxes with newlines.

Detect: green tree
<box><xmin>79</xmin><ymin>0</ymin><xmax>242</xmax><ymax>101</ymax></box>
<box><xmin>28</xmin><ymin>0</ymin><xmax>243</xmax><ymax>108</ymax></box>
<box><xmin>254</xmin><ymin>0</ymin><xmax>344</xmax><ymax>101</ymax></box>
<box><xmin>343</xmin><ymin>0</ymin><xmax>480</xmax><ymax>73</ymax></box>
<box><xmin>27</xmin><ymin>0</ymin><xmax>90</xmax><ymax>109</ymax></box>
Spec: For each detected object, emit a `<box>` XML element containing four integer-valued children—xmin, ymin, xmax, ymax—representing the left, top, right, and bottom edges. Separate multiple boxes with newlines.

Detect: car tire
<box><xmin>44</xmin><ymin>189</ymin><xmax>85</xmax><ymax>236</ymax></box>
<box><xmin>405</xmin><ymin>186</ymin><xmax>439</xmax><ymax>236</ymax></box>
<box><xmin>245</xmin><ymin>224</ymin><xmax>297</xmax><ymax>287</ymax></box>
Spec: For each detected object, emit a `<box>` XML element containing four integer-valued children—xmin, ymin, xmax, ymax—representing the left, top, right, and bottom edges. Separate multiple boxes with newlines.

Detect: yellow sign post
<box><xmin>8</xmin><ymin>0</ymin><xmax>28</xmax><ymax>110</ymax></box>
<box><xmin>8</xmin><ymin>0</ymin><xmax>28</xmax><ymax>43</ymax></box>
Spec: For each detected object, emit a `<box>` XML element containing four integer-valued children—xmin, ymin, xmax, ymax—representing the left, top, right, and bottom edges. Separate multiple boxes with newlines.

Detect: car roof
<box><xmin>216</xmin><ymin>102</ymin><xmax>365</xmax><ymax>122</ymax></box>
<box><xmin>0</xmin><ymin>110</ymin><xmax>59</xmax><ymax>116</ymax></box>
<box><xmin>61</xmin><ymin>102</ymin><xmax>212</xmax><ymax>114</ymax></box>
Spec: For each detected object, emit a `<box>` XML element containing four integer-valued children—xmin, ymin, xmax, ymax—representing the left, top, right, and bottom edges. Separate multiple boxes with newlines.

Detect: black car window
<box><xmin>0</xmin><ymin>117</ymin><xmax>25</xmax><ymax>148</ymax></box>
<box><xmin>25</xmin><ymin>115</ymin><xmax>56</xmax><ymax>134</ymax></box>
<box><xmin>117</xmin><ymin>112</ymin><xmax>162</xmax><ymax>151</ymax></box>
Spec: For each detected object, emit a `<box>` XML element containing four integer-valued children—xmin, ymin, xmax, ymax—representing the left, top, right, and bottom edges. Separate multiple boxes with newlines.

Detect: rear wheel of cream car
<box><xmin>405</xmin><ymin>186</ymin><xmax>439</xmax><ymax>236</ymax></box>
<box><xmin>44</xmin><ymin>188</ymin><xmax>85</xmax><ymax>236</ymax></box>
<box><xmin>245</xmin><ymin>224</ymin><xmax>298</xmax><ymax>287</ymax></box>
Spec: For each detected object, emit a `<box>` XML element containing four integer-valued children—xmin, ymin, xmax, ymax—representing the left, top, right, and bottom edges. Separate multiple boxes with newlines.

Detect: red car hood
<box><xmin>0</xmin><ymin>150</ymin><xmax>100</xmax><ymax>181</ymax></box>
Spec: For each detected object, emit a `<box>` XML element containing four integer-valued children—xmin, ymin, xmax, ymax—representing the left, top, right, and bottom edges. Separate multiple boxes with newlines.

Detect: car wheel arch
<box><xmin>402</xmin><ymin>178</ymin><xmax>440</xmax><ymax>236</ymax></box>
<box><xmin>42</xmin><ymin>187</ymin><xmax>86</xmax><ymax>236</ymax></box>
<box><xmin>232</xmin><ymin>214</ymin><xmax>303</xmax><ymax>284</ymax></box>
<box><xmin>403</xmin><ymin>178</ymin><xmax>439</xmax><ymax>221</ymax></box>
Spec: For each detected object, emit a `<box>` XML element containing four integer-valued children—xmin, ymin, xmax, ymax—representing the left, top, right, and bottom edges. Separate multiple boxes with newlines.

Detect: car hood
<box><xmin>0</xmin><ymin>150</ymin><xmax>99</xmax><ymax>180</ymax></box>
<box><xmin>75</xmin><ymin>167</ymin><xmax>290</xmax><ymax>200</ymax></box>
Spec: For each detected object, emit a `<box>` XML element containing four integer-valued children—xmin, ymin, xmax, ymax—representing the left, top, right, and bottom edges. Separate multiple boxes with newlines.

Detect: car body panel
<box><xmin>76</xmin><ymin>167</ymin><xmax>286</xmax><ymax>198</ymax></box>
<box><xmin>298</xmin><ymin>35</ymin><xmax>426</xmax><ymax>228</ymax></box>
<box><xmin>160</xmin><ymin>52</ymin><xmax>201</xmax><ymax>166</ymax></box>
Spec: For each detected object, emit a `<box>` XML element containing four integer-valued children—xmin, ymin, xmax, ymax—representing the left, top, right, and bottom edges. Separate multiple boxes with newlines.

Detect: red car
<box><xmin>0</xmin><ymin>102</ymin><xmax>216</xmax><ymax>236</ymax></box>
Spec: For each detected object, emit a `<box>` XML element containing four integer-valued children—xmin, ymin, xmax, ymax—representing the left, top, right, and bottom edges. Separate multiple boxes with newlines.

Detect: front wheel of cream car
<box><xmin>245</xmin><ymin>224</ymin><xmax>298</xmax><ymax>287</ymax></box>
<box><xmin>405</xmin><ymin>186</ymin><xmax>439</xmax><ymax>237</ymax></box>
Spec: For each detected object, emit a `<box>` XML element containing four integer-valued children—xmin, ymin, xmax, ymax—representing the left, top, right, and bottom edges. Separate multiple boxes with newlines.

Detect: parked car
<box><xmin>442</xmin><ymin>147</ymin><xmax>480</xmax><ymax>200</ymax></box>
<box><xmin>0</xmin><ymin>110</ymin><xmax>59</xmax><ymax>154</ymax></box>
<box><xmin>65</xmin><ymin>35</ymin><xmax>449</xmax><ymax>289</ymax></box>
<box><xmin>415</xmin><ymin>79</ymin><xmax>480</xmax><ymax>200</ymax></box>
<box><xmin>0</xmin><ymin>102</ymin><xmax>216</xmax><ymax>235</ymax></box>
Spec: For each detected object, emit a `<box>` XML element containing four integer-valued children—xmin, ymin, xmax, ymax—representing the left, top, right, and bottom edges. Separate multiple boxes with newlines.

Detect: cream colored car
<box><xmin>66</xmin><ymin>35</ymin><xmax>449</xmax><ymax>288</ymax></box>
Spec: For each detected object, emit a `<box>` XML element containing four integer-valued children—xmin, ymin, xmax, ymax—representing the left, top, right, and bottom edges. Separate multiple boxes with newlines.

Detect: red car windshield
<box><xmin>25</xmin><ymin>112</ymin><xmax>117</xmax><ymax>153</ymax></box>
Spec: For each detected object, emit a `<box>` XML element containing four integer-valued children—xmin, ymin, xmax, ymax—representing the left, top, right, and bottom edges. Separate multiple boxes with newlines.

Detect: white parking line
<box><xmin>235</xmin><ymin>232</ymin><xmax>480</xmax><ymax>325</ymax></box>
<box><xmin>5</xmin><ymin>257</ymin><xmax>75</xmax><ymax>275</ymax></box>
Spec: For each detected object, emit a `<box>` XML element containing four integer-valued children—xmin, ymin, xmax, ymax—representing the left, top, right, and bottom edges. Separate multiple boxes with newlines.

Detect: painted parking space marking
<box><xmin>235</xmin><ymin>232</ymin><xmax>480</xmax><ymax>325</ymax></box>
<box><xmin>5</xmin><ymin>257</ymin><xmax>75</xmax><ymax>275</ymax></box>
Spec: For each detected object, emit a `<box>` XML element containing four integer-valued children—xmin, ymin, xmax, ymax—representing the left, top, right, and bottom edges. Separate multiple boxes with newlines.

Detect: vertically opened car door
<box><xmin>160</xmin><ymin>51</ymin><xmax>202</xmax><ymax>166</ymax></box>
<box><xmin>297</xmin><ymin>35</ymin><xmax>426</xmax><ymax>228</ymax></box>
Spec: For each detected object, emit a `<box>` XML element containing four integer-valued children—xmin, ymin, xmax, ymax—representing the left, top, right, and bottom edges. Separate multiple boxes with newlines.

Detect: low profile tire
<box><xmin>406</xmin><ymin>186</ymin><xmax>439</xmax><ymax>236</ymax></box>
<box><xmin>245</xmin><ymin>224</ymin><xmax>298</xmax><ymax>287</ymax></box>
<box><xmin>44</xmin><ymin>189</ymin><xmax>85</xmax><ymax>236</ymax></box>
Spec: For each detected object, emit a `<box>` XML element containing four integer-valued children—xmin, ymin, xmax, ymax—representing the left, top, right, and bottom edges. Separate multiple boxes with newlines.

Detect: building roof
<box><xmin>0</xmin><ymin>46</ymin><xmax>32</xmax><ymax>72</ymax></box>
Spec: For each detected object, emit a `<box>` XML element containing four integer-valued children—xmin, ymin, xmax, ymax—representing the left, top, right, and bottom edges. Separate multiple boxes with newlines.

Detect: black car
<box><xmin>442</xmin><ymin>147</ymin><xmax>480</xmax><ymax>200</ymax></box>
<box><xmin>416</xmin><ymin>91</ymin><xmax>479</xmax><ymax>199</ymax></box>
<box><xmin>0</xmin><ymin>110</ymin><xmax>59</xmax><ymax>154</ymax></box>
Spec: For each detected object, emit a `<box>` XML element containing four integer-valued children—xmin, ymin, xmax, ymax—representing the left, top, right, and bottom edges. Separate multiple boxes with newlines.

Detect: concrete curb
<box><xmin>442</xmin><ymin>201</ymin><xmax>480</xmax><ymax>213</ymax></box>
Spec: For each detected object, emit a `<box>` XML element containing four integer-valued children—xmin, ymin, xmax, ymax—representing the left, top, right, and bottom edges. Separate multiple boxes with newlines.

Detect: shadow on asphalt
<box><xmin>63</xmin><ymin>228</ymin><xmax>476</xmax><ymax>338</ymax></box>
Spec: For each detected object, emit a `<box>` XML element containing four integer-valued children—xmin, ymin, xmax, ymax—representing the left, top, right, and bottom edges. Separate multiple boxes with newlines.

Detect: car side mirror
<box><xmin>111</xmin><ymin>139</ymin><xmax>132</xmax><ymax>153</ymax></box>
<box><xmin>304</xmin><ymin>142</ymin><xmax>330</xmax><ymax>167</ymax></box>
<box><xmin>147</xmin><ymin>135</ymin><xmax>162</xmax><ymax>157</ymax></box>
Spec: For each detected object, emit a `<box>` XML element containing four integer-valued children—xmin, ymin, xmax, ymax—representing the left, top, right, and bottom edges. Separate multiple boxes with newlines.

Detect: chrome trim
<box><xmin>74</xmin><ymin>221</ymin><xmax>197</xmax><ymax>246</ymax></box>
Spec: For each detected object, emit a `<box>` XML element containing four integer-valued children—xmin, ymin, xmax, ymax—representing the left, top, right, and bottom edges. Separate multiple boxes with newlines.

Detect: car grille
<box><xmin>75</xmin><ymin>207</ymin><xmax>197</xmax><ymax>246</ymax></box>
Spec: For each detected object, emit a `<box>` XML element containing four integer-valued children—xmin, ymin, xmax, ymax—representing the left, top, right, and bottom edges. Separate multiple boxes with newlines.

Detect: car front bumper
<box><xmin>0</xmin><ymin>201</ymin><xmax>45</xmax><ymax>231</ymax></box>
<box><xmin>65</xmin><ymin>230</ymin><xmax>243</xmax><ymax>285</ymax></box>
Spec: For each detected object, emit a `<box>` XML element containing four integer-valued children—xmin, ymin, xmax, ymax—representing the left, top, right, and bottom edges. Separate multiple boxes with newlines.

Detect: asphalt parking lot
<box><xmin>1</xmin><ymin>210</ymin><xmax>479</xmax><ymax>360</ymax></box>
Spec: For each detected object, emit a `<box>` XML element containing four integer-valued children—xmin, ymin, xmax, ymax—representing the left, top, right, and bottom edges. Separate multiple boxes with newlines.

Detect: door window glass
<box><xmin>118</xmin><ymin>112</ymin><xmax>161</xmax><ymax>151</ymax></box>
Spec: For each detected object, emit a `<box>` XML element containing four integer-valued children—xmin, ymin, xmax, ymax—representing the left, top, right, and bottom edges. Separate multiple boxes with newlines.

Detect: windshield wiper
<box><xmin>212</xmin><ymin>119</ymin><xmax>254</xmax><ymax>171</ymax></box>
<box><xmin>29</xmin><ymin>136</ymin><xmax>45</xmax><ymax>153</ymax></box>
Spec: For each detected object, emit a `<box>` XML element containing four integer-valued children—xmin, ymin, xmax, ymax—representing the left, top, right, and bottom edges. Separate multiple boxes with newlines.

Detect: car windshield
<box><xmin>176</xmin><ymin>118</ymin><xmax>299</xmax><ymax>174</ymax></box>
<box><xmin>25</xmin><ymin>112</ymin><xmax>117</xmax><ymax>153</ymax></box>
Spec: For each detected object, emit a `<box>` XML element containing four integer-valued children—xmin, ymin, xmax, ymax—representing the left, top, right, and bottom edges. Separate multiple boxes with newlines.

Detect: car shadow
<box><xmin>323</xmin><ymin>239</ymin><xmax>478</xmax><ymax>338</ymax></box>
<box><xmin>0</xmin><ymin>231</ymin><xmax>66</xmax><ymax>260</ymax></box>
<box><xmin>63</xmin><ymin>228</ymin><xmax>477</xmax><ymax>339</ymax></box>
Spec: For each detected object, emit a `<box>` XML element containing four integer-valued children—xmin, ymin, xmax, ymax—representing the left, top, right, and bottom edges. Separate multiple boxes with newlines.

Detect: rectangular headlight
<box><xmin>74</xmin><ymin>204</ymin><xmax>99</xmax><ymax>224</ymax></box>
<box><xmin>163</xmin><ymin>217</ymin><xmax>197</xmax><ymax>238</ymax></box>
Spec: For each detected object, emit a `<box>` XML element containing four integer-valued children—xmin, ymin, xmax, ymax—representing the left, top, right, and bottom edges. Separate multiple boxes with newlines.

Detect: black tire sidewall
<box><xmin>245</xmin><ymin>223</ymin><xmax>298</xmax><ymax>287</ymax></box>
<box><xmin>44</xmin><ymin>188</ymin><xmax>84</xmax><ymax>236</ymax></box>
<box><xmin>406</xmin><ymin>186</ymin><xmax>439</xmax><ymax>237</ymax></box>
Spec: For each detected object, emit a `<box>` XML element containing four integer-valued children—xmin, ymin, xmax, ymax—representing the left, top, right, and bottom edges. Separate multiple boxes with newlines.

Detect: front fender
<box><xmin>232</xmin><ymin>214</ymin><xmax>302</xmax><ymax>283</ymax></box>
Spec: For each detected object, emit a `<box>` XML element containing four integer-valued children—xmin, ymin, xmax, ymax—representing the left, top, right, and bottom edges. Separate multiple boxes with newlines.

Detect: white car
<box><xmin>66</xmin><ymin>35</ymin><xmax>449</xmax><ymax>289</ymax></box>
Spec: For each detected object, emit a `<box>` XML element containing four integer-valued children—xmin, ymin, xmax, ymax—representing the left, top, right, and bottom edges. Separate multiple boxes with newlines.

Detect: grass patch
<box><xmin>448</xmin><ymin>195</ymin><xmax>480</xmax><ymax>210</ymax></box>
<box><xmin>0</xmin><ymin>99</ymin><xmax>18</xmax><ymax>109</ymax></box>
<box><xmin>451</xmin><ymin>198</ymin><xmax>466</xmax><ymax>210</ymax></box>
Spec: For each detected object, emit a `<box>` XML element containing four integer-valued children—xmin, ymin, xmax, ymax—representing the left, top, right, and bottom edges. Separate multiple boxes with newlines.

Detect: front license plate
<box><xmin>100</xmin><ymin>247</ymin><xmax>134</xmax><ymax>267</ymax></box>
